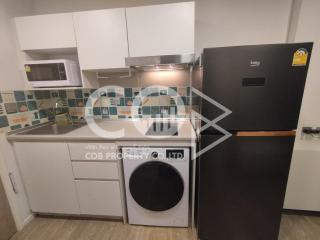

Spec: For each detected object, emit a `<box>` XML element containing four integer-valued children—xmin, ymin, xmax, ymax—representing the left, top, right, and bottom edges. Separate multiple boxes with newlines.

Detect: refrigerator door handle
<box><xmin>236</xmin><ymin>131</ymin><xmax>296</xmax><ymax>137</ymax></box>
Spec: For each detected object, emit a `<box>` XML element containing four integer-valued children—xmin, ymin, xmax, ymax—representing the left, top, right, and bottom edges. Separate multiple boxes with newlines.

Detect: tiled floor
<box><xmin>11</xmin><ymin>214</ymin><xmax>320</xmax><ymax>240</ymax></box>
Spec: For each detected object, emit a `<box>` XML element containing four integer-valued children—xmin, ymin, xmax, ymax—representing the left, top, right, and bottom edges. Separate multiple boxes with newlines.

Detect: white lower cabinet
<box><xmin>75</xmin><ymin>180</ymin><xmax>123</xmax><ymax>216</ymax></box>
<box><xmin>14</xmin><ymin>141</ymin><xmax>123</xmax><ymax>218</ymax></box>
<box><xmin>14</xmin><ymin>142</ymin><xmax>80</xmax><ymax>214</ymax></box>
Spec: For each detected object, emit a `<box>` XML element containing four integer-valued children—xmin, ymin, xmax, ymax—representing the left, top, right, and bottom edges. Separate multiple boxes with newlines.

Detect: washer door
<box><xmin>129</xmin><ymin>161</ymin><xmax>184</xmax><ymax>211</ymax></box>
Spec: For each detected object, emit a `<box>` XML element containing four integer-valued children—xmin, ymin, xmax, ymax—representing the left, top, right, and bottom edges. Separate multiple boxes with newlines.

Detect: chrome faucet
<box><xmin>54</xmin><ymin>99</ymin><xmax>73</xmax><ymax>125</ymax></box>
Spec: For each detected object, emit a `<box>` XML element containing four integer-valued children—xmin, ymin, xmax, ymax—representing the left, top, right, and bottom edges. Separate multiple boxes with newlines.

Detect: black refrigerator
<box><xmin>193</xmin><ymin>43</ymin><xmax>313</xmax><ymax>240</ymax></box>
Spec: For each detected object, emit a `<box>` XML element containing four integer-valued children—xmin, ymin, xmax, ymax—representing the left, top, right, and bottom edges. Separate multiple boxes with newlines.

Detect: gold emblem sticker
<box><xmin>292</xmin><ymin>48</ymin><xmax>308</xmax><ymax>66</ymax></box>
<box><xmin>25</xmin><ymin>65</ymin><xmax>31</xmax><ymax>72</ymax></box>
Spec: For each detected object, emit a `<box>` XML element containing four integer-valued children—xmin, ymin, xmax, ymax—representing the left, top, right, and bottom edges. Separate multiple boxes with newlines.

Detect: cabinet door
<box><xmin>14</xmin><ymin>142</ymin><xmax>79</xmax><ymax>214</ymax></box>
<box><xmin>126</xmin><ymin>2</ymin><xmax>194</xmax><ymax>57</ymax></box>
<box><xmin>75</xmin><ymin>180</ymin><xmax>123</xmax><ymax>216</ymax></box>
<box><xmin>73</xmin><ymin>9</ymin><xmax>129</xmax><ymax>70</ymax></box>
<box><xmin>15</xmin><ymin>13</ymin><xmax>76</xmax><ymax>50</ymax></box>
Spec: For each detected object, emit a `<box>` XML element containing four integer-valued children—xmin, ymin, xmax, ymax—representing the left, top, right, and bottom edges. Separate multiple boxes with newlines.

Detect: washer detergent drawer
<box><xmin>72</xmin><ymin>162</ymin><xmax>119</xmax><ymax>180</ymax></box>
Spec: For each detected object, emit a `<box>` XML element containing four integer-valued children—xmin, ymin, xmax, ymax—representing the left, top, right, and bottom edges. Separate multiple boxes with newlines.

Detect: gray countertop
<box><xmin>7</xmin><ymin>119</ymin><xmax>197</xmax><ymax>142</ymax></box>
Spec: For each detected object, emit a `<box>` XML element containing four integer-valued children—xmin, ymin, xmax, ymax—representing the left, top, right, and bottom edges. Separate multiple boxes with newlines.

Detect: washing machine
<box><xmin>122</xmin><ymin>147</ymin><xmax>189</xmax><ymax>227</ymax></box>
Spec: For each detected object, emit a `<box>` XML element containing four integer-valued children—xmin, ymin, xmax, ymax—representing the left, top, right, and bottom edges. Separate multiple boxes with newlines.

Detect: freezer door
<box><xmin>197</xmin><ymin>134</ymin><xmax>295</xmax><ymax>240</ymax></box>
<box><xmin>201</xmin><ymin>43</ymin><xmax>313</xmax><ymax>131</ymax></box>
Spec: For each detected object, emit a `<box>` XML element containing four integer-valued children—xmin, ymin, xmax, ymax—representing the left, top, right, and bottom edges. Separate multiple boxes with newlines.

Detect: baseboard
<box><xmin>283</xmin><ymin>209</ymin><xmax>320</xmax><ymax>216</ymax></box>
<box><xmin>23</xmin><ymin>213</ymin><xmax>34</xmax><ymax>227</ymax></box>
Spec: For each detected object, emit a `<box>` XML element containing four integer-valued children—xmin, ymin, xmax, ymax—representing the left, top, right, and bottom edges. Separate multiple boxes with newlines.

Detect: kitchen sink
<box><xmin>18</xmin><ymin>123</ymin><xmax>85</xmax><ymax>135</ymax></box>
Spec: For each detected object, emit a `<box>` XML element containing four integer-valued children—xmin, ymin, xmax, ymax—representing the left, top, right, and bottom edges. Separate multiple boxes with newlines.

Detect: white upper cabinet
<box><xmin>15</xmin><ymin>13</ymin><xmax>76</xmax><ymax>50</ymax></box>
<box><xmin>126</xmin><ymin>2</ymin><xmax>195</xmax><ymax>57</ymax></box>
<box><xmin>73</xmin><ymin>9</ymin><xmax>129</xmax><ymax>70</ymax></box>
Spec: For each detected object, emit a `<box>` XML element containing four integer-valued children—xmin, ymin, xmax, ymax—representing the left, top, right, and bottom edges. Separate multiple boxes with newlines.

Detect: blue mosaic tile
<box><xmin>32</xmin><ymin>120</ymin><xmax>41</xmax><ymax>125</ymax></box>
<box><xmin>109</xmin><ymin>107</ymin><xmax>117</xmax><ymax>115</ymax></box>
<box><xmin>75</xmin><ymin>89</ymin><xmax>83</xmax><ymax>99</ymax></box>
<box><xmin>58</xmin><ymin>90</ymin><xmax>67</xmax><ymax>98</ymax></box>
<box><xmin>0</xmin><ymin>116</ymin><xmax>9</xmax><ymax>128</ymax></box>
<box><xmin>68</xmin><ymin>99</ymin><xmax>77</xmax><ymax>107</ymax></box>
<box><xmin>107</xmin><ymin>88</ymin><xmax>116</xmax><ymax>97</ymax></box>
<box><xmin>119</xmin><ymin>98</ymin><xmax>125</xmax><ymax>106</ymax></box>
<box><xmin>93</xmin><ymin>107</ymin><xmax>101</xmax><ymax>115</ymax></box>
<box><xmin>42</xmin><ymin>91</ymin><xmax>51</xmax><ymax>99</ymax></box>
<box><xmin>124</xmin><ymin>88</ymin><xmax>133</xmax><ymax>97</ymax></box>
<box><xmin>27</xmin><ymin>101</ymin><xmax>37</xmax><ymax>111</ymax></box>
<box><xmin>33</xmin><ymin>112</ymin><xmax>39</xmax><ymax>119</ymax></box>
<box><xmin>39</xmin><ymin>109</ymin><xmax>48</xmax><ymax>119</ymax></box>
<box><xmin>14</xmin><ymin>91</ymin><xmax>25</xmax><ymax>101</ymax></box>
<box><xmin>10</xmin><ymin>124</ymin><xmax>22</xmax><ymax>130</ymax></box>
<box><xmin>34</xmin><ymin>91</ymin><xmax>43</xmax><ymax>99</ymax></box>
<box><xmin>142</xmin><ymin>106</ymin><xmax>151</xmax><ymax>115</ymax></box>
<box><xmin>151</xmin><ymin>106</ymin><xmax>160</xmax><ymax>115</ymax></box>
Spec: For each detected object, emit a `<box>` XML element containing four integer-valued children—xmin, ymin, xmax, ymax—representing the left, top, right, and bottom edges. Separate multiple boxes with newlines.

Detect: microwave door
<box><xmin>25</xmin><ymin>63</ymin><xmax>66</xmax><ymax>82</ymax></box>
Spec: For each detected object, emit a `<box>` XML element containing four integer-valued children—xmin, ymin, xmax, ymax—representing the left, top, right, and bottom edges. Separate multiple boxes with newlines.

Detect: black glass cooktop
<box><xmin>146</xmin><ymin>121</ymin><xmax>178</xmax><ymax>136</ymax></box>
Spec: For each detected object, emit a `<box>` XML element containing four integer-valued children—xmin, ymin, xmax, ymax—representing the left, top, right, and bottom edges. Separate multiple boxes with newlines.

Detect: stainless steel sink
<box><xmin>18</xmin><ymin>123</ymin><xmax>85</xmax><ymax>135</ymax></box>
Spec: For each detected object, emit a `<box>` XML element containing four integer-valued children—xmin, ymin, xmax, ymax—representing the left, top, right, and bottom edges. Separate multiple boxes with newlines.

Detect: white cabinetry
<box><xmin>15</xmin><ymin>13</ymin><xmax>76</xmax><ymax>50</ymax></box>
<box><xmin>75</xmin><ymin>180</ymin><xmax>122</xmax><ymax>216</ymax></box>
<box><xmin>73</xmin><ymin>9</ymin><xmax>129</xmax><ymax>70</ymax></box>
<box><xmin>68</xmin><ymin>142</ymin><xmax>124</xmax><ymax>217</ymax></box>
<box><xmin>126</xmin><ymin>2</ymin><xmax>194</xmax><ymax>57</ymax></box>
<box><xmin>14</xmin><ymin>142</ymin><xmax>79</xmax><ymax>214</ymax></box>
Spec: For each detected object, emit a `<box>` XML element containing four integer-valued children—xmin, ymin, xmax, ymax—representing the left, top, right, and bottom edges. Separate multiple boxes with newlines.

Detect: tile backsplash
<box><xmin>0</xmin><ymin>86</ymin><xmax>191</xmax><ymax>133</ymax></box>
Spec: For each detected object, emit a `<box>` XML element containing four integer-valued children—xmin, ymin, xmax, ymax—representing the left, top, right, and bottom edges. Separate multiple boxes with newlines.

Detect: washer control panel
<box><xmin>122</xmin><ymin>147</ymin><xmax>189</xmax><ymax>161</ymax></box>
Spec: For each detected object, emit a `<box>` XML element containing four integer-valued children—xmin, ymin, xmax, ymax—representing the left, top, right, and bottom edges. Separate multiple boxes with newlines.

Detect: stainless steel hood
<box><xmin>125</xmin><ymin>54</ymin><xmax>194</xmax><ymax>71</ymax></box>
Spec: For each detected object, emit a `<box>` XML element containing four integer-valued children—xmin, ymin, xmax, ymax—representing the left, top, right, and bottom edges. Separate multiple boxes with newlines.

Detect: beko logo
<box><xmin>250</xmin><ymin>60</ymin><xmax>260</xmax><ymax>67</ymax></box>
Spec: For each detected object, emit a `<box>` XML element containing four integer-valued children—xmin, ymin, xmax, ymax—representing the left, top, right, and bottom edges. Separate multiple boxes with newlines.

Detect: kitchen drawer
<box><xmin>72</xmin><ymin>162</ymin><xmax>119</xmax><ymax>180</ymax></box>
<box><xmin>68</xmin><ymin>143</ymin><xmax>117</xmax><ymax>161</ymax></box>
<box><xmin>75</xmin><ymin>180</ymin><xmax>122</xmax><ymax>216</ymax></box>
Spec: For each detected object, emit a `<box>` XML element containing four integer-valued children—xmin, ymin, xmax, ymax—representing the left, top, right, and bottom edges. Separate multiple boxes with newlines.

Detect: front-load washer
<box><xmin>122</xmin><ymin>147</ymin><xmax>189</xmax><ymax>227</ymax></box>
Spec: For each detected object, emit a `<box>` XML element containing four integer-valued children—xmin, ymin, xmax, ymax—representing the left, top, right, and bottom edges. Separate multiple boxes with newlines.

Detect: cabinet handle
<box><xmin>8</xmin><ymin>172</ymin><xmax>18</xmax><ymax>194</ymax></box>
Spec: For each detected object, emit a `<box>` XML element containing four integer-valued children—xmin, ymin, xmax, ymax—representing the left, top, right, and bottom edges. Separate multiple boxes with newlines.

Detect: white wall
<box><xmin>0</xmin><ymin>0</ymin><xmax>33</xmax><ymax>90</ymax></box>
<box><xmin>31</xmin><ymin>0</ymin><xmax>192</xmax><ymax>14</ymax></box>
<box><xmin>284</xmin><ymin>0</ymin><xmax>320</xmax><ymax>211</ymax></box>
<box><xmin>195</xmin><ymin>0</ymin><xmax>293</xmax><ymax>55</ymax></box>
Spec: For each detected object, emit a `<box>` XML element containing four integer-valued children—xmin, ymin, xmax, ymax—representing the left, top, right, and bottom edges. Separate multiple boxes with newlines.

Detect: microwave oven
<box><xmin>24</xmin><ymin>59</ymin><xmax>82</xmax><ymax>88</ymax></box>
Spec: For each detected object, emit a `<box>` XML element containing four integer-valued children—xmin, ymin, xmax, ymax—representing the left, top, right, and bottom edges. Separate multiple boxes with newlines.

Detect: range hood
<box><xmin>125</xmin><ymin>54</ymin><xmax>194</xmax><ymax>71</ymax></box>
